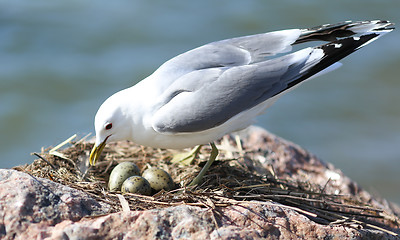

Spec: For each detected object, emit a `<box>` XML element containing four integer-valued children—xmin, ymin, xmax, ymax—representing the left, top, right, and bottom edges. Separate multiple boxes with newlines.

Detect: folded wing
<box><xmin>151</xmin><ymin>20</ymin><xmax>394</xmax><ymax>133</ymax></box>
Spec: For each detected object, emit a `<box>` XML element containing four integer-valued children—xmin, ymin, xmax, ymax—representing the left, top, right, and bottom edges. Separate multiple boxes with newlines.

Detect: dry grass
<box><xmin>13</xmin><ymin>135</ymin><xmax>399</xmax><ymax>236</ymax></box>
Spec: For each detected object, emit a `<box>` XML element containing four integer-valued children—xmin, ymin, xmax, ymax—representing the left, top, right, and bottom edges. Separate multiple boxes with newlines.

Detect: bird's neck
<box><xmin>120</xmin><ymin>79</ymin><xmax>160</xmax><ymax>145</ymax></box>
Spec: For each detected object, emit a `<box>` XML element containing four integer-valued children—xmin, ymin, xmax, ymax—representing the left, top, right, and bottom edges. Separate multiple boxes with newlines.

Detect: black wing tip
<box><xmin>285</xmin><ymin>31</ymin><xmax>386</xmax><ymax>90</ymax></box>
<box><xmin>296</xmin><ymin>20</ymin><xmax>394</xmax><ymax>44</ymax></box>
<box><xmin>348</xmin><ymin>20</ymin><xmax>395</xmax><ymax>33</ymax></box>
<box><xmin>319</xmin><ymin>33</ymin><xmax>379</xmax><ymax>60</ymax></box>
<box><xmin>306</xmin><ymin>20</ymin><xmax>395</xmax><ymax>32</ymax></box>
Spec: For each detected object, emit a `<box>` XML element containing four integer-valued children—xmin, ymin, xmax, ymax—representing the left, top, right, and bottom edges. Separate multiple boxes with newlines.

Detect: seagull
<box><xmin>90</xmin><ymin>20</ymin><xmax>394</xmax><ymax>187</ymax></box>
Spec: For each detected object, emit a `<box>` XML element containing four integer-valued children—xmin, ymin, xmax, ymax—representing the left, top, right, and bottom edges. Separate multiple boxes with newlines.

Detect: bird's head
<box><xmin>89</xmin><ymin>92</ymin><xmax>132</xmax><ymax>165</ymax></box>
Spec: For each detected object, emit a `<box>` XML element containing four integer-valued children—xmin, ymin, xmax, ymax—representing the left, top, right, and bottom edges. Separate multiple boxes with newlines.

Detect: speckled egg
<box><xmin>108</xmin><ymin>162</ymin><xmax>140</xmax><ymax>191</ymax></box>
<box><xmin>121</xmin><ymin>176</ymin><xmax>151</xmax><ymax>195</ymax></box>
<box><xmin>142</xmin><ymin>168</ymin><xmax>174</xmax><ymax>192</ymax></box>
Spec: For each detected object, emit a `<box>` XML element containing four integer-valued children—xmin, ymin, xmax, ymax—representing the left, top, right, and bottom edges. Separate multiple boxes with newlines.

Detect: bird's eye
<box><xmin>105</xmin><ymin>123</ymin><xmax>113</xmax><ymax>130</ymax></box>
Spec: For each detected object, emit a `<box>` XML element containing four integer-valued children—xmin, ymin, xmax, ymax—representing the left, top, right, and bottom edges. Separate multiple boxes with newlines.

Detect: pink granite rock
<box><xmin>7</xmin><ymin>202</ymin><xmax>397</xmax><ymax>239</ymax></box>
<box><xmin>0</xmin><ymin>169</ymin><xmax>109</xmax><ymax>239</ymax></box>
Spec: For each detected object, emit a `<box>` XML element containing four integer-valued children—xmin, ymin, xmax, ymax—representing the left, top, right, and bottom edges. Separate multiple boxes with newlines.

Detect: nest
<box><xmin>14</xmin><ymin>134</ymin><xmax>399</xmax><ymax>236</ymax></box>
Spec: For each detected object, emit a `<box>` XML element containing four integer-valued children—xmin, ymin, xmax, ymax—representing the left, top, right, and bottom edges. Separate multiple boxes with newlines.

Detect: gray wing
<box><xmin>152</xmin><ymin>28</ymin><xmax>302</xmax><ymax>83</ymax></box>
<box><xmin>151</xmin><ymin>20</ymin><xmax>394</xmax><ymax>133</ymax></box>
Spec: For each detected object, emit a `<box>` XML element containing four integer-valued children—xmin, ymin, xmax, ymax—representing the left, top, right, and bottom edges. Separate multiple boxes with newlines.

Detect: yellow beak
<box><xmin>89</xmin><ymin>138</ymin><xmax>108</xmax><ymax>166</ymax></box>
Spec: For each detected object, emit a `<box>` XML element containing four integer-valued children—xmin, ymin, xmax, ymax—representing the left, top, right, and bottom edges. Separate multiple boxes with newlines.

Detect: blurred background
<box><xmin>0</xmin><ymin>0</ymin><xmax>399</xmax><ymax>203</ymax></box>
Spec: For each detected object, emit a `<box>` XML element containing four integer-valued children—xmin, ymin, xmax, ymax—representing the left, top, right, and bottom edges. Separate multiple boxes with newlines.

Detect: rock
<box><xmin>238</xmin><ymin>126</ymin><xmax>398</xmax><ymax>212</ymax></box>
<box><xmin>1</xmin><ymin>126</ymin><xmax>399</xmax><ymax>239</ymax></box>
<box><xmin>0</xmin><ymin>169</ymin><xmax>109</xmax><ymax>239</ymax></box>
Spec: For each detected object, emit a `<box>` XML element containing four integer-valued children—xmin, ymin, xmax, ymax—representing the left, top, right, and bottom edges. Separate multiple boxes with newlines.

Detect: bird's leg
<box><xmin>187</xmin><ymin>142</ymin><xmax>218</xmax><ymax>187</ymax></box>
<box><xmin>171</xmin><ymin>145</ymin><xmax>202</xmax><ymax>165</ymax></box>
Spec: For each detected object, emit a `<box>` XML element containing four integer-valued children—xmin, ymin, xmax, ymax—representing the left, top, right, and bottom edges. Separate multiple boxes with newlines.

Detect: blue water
<box><xmin>1</xmin><ymin>1</ymin><xmax>399</xmax><ymax>203</ymax></box>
